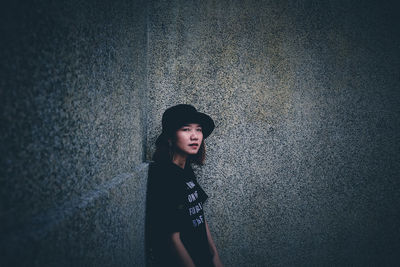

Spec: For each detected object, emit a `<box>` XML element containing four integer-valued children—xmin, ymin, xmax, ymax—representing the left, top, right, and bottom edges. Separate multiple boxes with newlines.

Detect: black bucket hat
<box><xmin>156</xmin><ymin>104</ymin><xmax>215</xmax><ymax>144</ymax></box>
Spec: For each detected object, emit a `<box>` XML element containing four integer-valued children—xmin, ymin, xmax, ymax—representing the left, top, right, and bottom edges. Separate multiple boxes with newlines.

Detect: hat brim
<box><xmin>192</xmin><ymin>112</ymin><xmax>215</xmax><ymax>138</ymax></box>
<box><xmin>160</xmin><ymin>111</ymin><xmax>215</xmax><ymax>139</ymax></box>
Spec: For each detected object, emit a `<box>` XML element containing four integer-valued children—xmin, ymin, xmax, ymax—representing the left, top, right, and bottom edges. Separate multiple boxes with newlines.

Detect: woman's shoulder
<box><xmin>148</xmin><ymin>161</ymin><xmax>179</xmax><ymax>185</ymax></box>
<box><xmin>149</xmin><ymin>161</ymin><xmax>172</xmax><ymax>175</ymax></box>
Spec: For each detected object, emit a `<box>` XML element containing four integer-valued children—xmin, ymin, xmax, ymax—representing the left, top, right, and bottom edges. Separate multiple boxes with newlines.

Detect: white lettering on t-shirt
<box><xmin>187</xmin><ymin>190</ymin><xmax>198</xmax><ymax>203</ymax></box>
<box><xmin>192</xmin><ymin>215</ymin><xmax>204</xmax><ymax>227</ymax></box>
<box><xmin>188</xmin><ymin>202</ymin><xmax>203</xmax><ymax>215</ymax></box>
<box><xmin>184</xmin><ymin>179</ymin><xmax>206</xmax><ymax>228</ymax></box>
<box><xmin>186</xmin><ymin>181</ymin><xmax>195</xmax><ymax>189</ymax></box>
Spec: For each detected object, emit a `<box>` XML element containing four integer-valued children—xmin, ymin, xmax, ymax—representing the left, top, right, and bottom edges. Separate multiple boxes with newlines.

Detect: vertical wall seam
<box><xmin>141</xmin><ymin>0</ymin><xmax>150</xmax><ymax>162</ymax></box>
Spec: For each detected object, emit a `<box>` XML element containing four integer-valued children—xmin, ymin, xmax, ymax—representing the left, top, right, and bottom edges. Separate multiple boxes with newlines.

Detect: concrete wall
<box><xmin>1</xmin><ymin>0</ymin><xmax>399</xmax><ymax>266</ymax></box>
<box><xmin>1</xmin><ymin>0</ymin><xmax>147</xmax><ymax>266</ymax></box>
<box><xmin>146</xmin><ymin>0</ymin><xmax>400</xmax><ymax>266</ymax></box>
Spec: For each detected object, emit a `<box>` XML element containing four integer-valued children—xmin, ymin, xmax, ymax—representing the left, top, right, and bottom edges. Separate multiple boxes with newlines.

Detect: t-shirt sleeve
<box><xmin>190</xmin><ymin>168</ymin><xmax>208</xmax><ymax>204</ymax></box>
<box><xmin>195</xmin><ymin>182</ymin><xmax>208</xmax><ymax>204</ymax></box>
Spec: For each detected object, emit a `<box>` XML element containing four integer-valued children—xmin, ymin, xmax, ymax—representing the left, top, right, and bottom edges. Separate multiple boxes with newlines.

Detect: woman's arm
<box><xmin>205</xmin><ymin>220</ymin><xmax>224</xmax><ymax>267</ymax></box>
<box><xmin>170</xmin><ymin>232</ymin><xmax>196</xmax><ymax>267</ymax></box>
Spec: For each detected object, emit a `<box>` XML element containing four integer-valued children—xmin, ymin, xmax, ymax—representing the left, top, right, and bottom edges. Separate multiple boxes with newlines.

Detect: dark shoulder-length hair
<box><xmin>152</xmin><ymin>133</ymin><xmax>206</xmax><ymax>165</ymax></box>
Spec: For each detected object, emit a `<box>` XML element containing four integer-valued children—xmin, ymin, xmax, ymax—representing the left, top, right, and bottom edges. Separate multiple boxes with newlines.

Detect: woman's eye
<box><xmin>182</xmin><ymin>128</ymin><xmax>190</xmax><ymax>131</ymax></box>
<box><xmin>197</xmin><ymin>128</ymin><xmax>202</xmax><ymax>132</ymax></box>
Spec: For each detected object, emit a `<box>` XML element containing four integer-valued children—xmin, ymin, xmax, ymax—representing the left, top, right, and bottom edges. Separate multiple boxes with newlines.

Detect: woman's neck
<box><xmin>172</xmin><ymin>153</ymin><xmax>187</xmax><ymax>169</ymax></box>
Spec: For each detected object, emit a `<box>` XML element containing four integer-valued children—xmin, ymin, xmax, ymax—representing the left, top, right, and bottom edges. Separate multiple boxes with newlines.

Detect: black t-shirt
<box><xmin>146</xmin><ymin>161</ymin><xmax>213</xmax><ymax>267</ymax></box>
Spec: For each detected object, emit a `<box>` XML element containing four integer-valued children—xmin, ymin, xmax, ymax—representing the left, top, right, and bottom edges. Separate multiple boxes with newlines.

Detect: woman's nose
<box><xmin>190</xmin><ymin>132</ymin><xmax>198</xmax><ymax>140</ymax></box>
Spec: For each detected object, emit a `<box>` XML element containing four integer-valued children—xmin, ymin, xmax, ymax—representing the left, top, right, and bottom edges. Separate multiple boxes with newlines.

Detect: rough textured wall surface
<box><xmin>146</xmin><ymin>0</ymin><xmax>400</xmax><ymax>266</ymax></box>
<box><xmin>1</xmin><ymin>0</ymin><xmax>147</xmax><ymax>266</ymax></box>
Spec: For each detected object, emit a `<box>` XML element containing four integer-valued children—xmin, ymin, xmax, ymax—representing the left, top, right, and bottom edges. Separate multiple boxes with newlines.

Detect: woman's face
<box><xmin>173</xmin><ymin>123</ymin><xmax>203</xmax><ymax>156</ymax></box>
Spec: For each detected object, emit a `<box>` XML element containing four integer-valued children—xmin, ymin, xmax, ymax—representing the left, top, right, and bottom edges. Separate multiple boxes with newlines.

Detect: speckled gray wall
<box><xmin>146</xmin><ymin>0</ymin><xmax>400</xmax><ymax>266</ymax></box>
<box><xmin>1</xmin><ymin>0</ymin><xmax>147</xmax><ymax>266</ymax></box>
<box><xmin>2</xmin><ymin>0</ymin><xmax>400</xmax><ymax>266</ymax></box>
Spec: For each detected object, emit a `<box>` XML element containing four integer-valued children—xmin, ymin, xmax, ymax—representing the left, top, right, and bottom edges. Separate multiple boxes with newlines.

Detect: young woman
<box><xmin>146</xmin><ymin>104</ymin><xmax>223</xmax><ymax>267</ymax></box>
